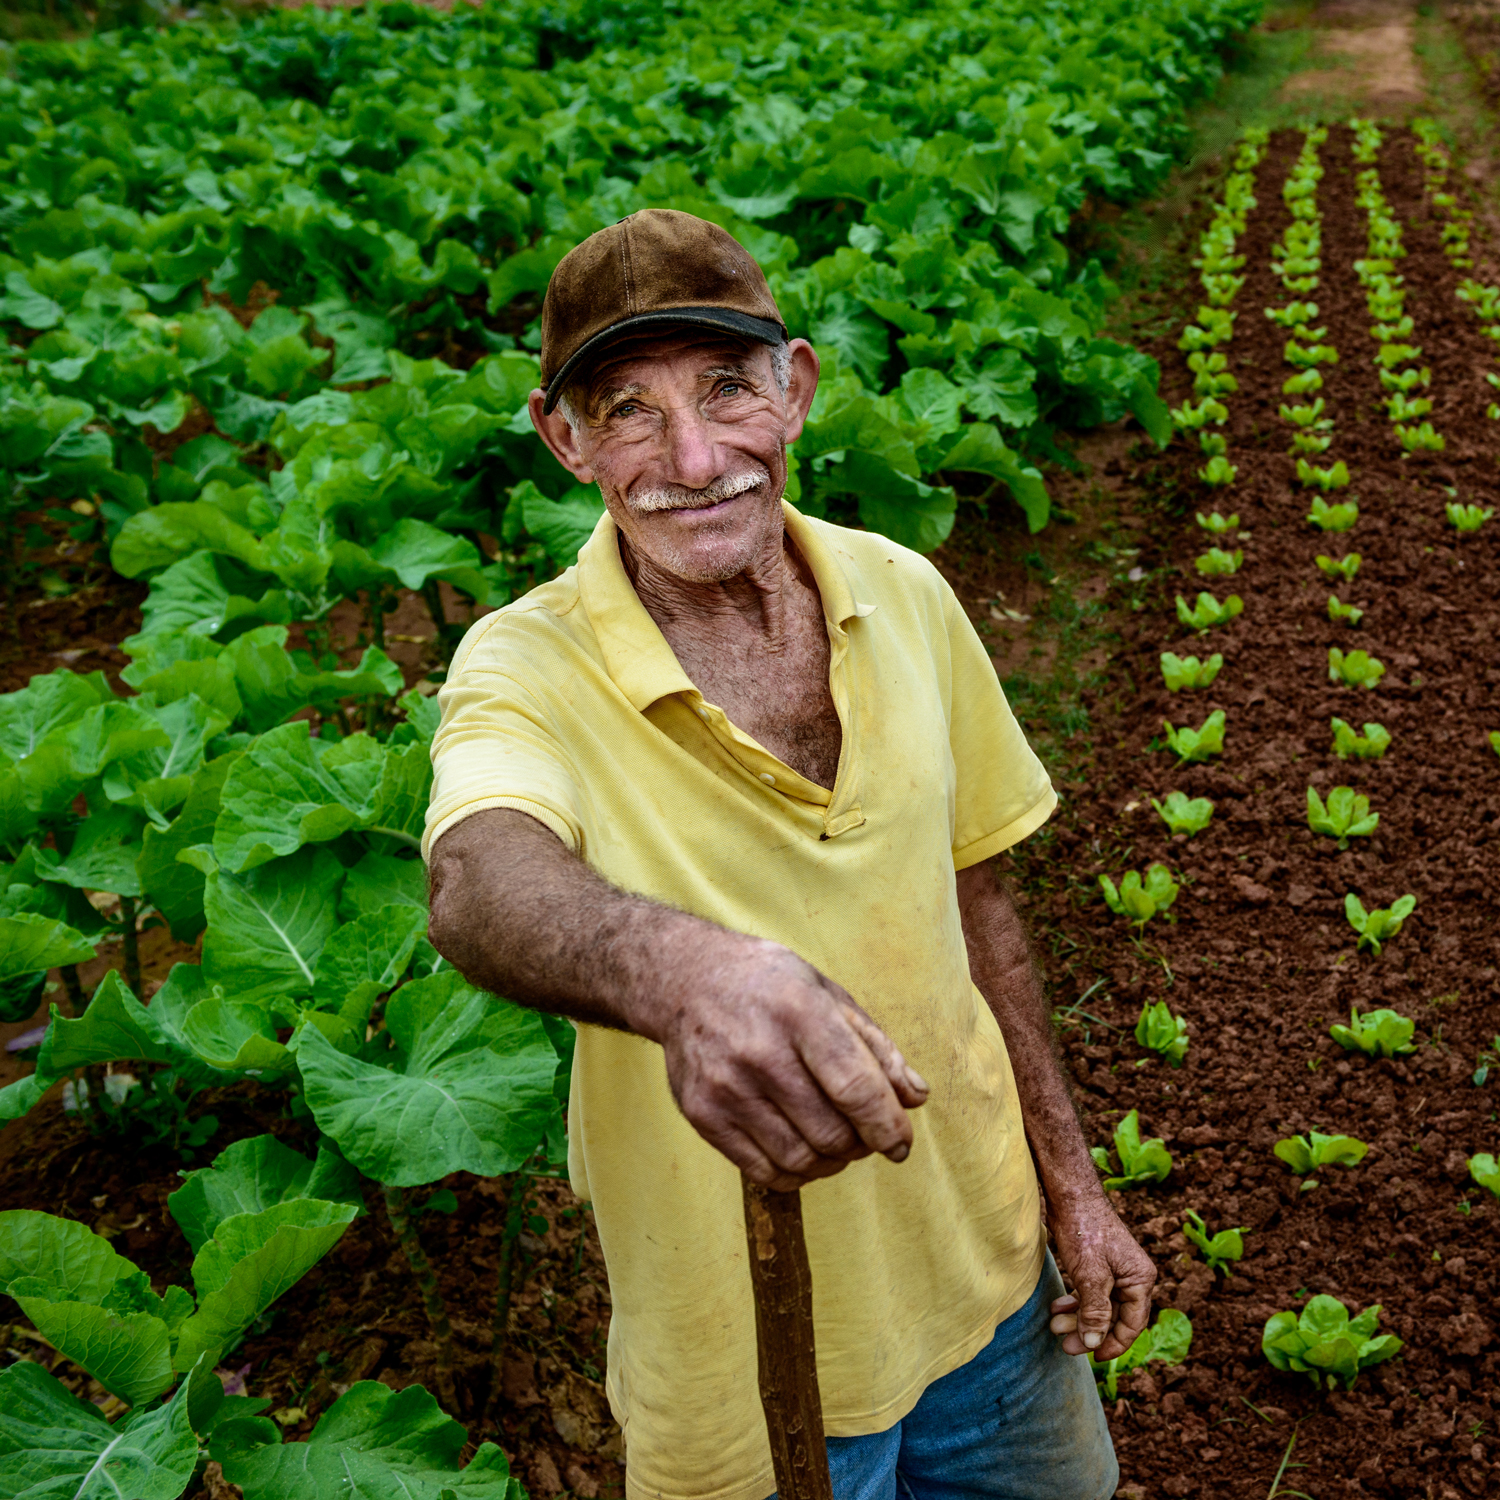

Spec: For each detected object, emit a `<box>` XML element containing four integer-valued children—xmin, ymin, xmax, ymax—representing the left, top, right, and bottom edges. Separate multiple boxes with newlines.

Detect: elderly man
<box><xmin>425</xmin><ymin>210</ymin><xmax>1153</xmax><ymax>1500</ymax></box>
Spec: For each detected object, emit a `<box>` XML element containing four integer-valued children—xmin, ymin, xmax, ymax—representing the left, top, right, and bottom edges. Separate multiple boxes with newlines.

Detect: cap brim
<box><xmin>541</xmin><ymin>308</ymin><xmax>787</xmax><ymax>414</ymax></box>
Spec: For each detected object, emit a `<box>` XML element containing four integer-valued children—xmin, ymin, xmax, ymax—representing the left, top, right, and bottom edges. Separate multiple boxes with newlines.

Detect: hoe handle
<box><xmin>741</xmin><ymin>1174</ymin><xmax>834</xmax><ymax>1500</ymax></box>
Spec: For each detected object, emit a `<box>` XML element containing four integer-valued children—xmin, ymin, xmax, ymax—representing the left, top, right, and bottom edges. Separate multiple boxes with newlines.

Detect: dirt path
<box><xmin>1281</xmin><ymin>0</ymin><xmax>1427</xmax><ymax>114</ymax></box>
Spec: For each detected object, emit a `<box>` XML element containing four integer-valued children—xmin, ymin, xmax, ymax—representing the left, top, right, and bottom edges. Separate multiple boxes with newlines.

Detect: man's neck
<box><xmin>619</xmin><ymin>516</ymin><xmax>802</xmax><ymax>654</ymax></box>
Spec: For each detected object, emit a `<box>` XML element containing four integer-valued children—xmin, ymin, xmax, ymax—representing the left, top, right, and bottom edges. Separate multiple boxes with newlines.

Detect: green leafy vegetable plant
<box><xmin>1491</xmin><ymin>730</ymin><xmax>1500</xmax><ymax>757</ymax></box>
<box><xmin>1330</xmin><ymin>718</ymin><xmax>1391</xmax><ymax>760</ymax></box>
<box><xmin>1379</xmin><ymin>365</ymin><xmax>1431</xmax><ymax>393</ymax></box>
<box><xmin>1446</xmin><ymin>501</ymin><xmax>1494</xmax><ymax>532</ymax></box>
<box><xmin>1090</xmin><ymin>1109</ymin><xmax>1174</xmax><ymax>1191</ymax></box>
<box><xmin>1262</xmin><ymin>1297</ymin><xmax>1401</xmax><ymax>1390</ymax></box>
<box><xmin>1198</xmin><ymin>455</ymin><xmax>1238</xmax><ymax>486</ymax></box>
<box><xmin>1274</xmin><ymin>1129</ymin><xmax>1369</xmax><ymax>1175</ymax></box>
<box><xmin>1307</xmin><ymin>786</ymin><xmax>1378</xmax><ymax>847</ymax></box>
<box><xmin>1385</xmin><ymin>392</ymin><xmax>1432</xmax><ymax>421</ymax></box>
<box><xmin>1316</xmin><ymin>553</ymin><xmax>1361</xmax><ymax>582</ymax></box>
<box><xmin>1327</xmin><ymin>595</ymin><xmax>1364</xmax><ymax>627</ymax></box>
<box><xmin>1188</xmin><ymin>352</ymin><xmax>1238</xmax><ymax>398</ymax></box>
<box><xmin>1160</xmin><ymin>653</ymin><xmax>1223</xmax><ymax>692</ymax></box>
<box><xmin>1343</xmin><ymin>893</ymin><xmax>1416</xmax><ymax>955</ymax></box>
<box><xmin>1395</xmin><ymin>422</ymin><xmax>1445</xmax><ymax>453</ymax></box>
<box><xmin>1162</xmin><ymin>711</ymin><xmax>1226</xmax><ymax>764</ymax></box>
<box><xmin>1175</xmin><ymin>591</ymin><xmax>1243</xmax><ymax>632</ymax></box>
<box><xmin>1470</xmin><ymin>1154</ymin><xmax>1500</xmax><ymax>1197</ymax></box>
<box><xmin>1195</xmin><ymin>510</ymin><xmax>1240</xmax><ymax>534</ymax></box>
<box><xmin>1182</xmin><ymin>1209</ymin><xmax>1247</xmax><ymax>1273</ymax></box>
<box><xmin>1152</xmin><ymin>791</ymin><xmax>1214</xmax><ymax>835</ymax></box>
<box><xmin>1171</xmin><ymin>397</ymin><xmax>1229</xmax><ymax>431</ymax></box>
<box><xmin>1099</xmin><ymin>865</ymin><xmax>1180</xmax><ymax>930</ymax></box>
<box><xmin>1266</xmin><ymin>302</ymin><xmax>1319</xmax><ymax>327</ymax></box>
<box><xmin>1296</xmin><ymin>458</ymin><xmax>1350</xmax><ymax>491</ymax></box>
<box><xmin>1284</xmin><ymin>340</ymin><xmax>1338</xmax><ymax>368</ymax></box>
<box><xmin>1329</xmin><ymin>1006</ymin><xmax>1415</xmax><ymax>1057</ymax></box>
<box><xmin>1328</xmin><ymin>647</ymin><xmax>1384</xmax><ymax>688</ymax></box>
<box><xmin>1375</xmin><ymin>341</ymin><xmax>1422</xmax><ymax>369</ymax></box>
<box><xmin>1282</xmin><ymin>369</ymin><xmax>1323</xmax><ymax>396</ymax></box>
<box><xmin>1307</xmin><ymin>496</ymin><xmax>1359</xmax><ymax>531</ymax></box>
<box><xmin>1469</xmin><ymin>1036</ymin><xmax>1499</xmax><ymax>1086</ymax></box>
<box><xmin>1193</xmin><ymin>547</ymin><xmax>1242</xmax><ymax>575</ymax></box>
<box><xmin>1135</xmin><ymin>999</ymin><xmax>1189</xmax><ymax>1064</ymax></box>
<box><xmin>1089</xmin><ymin>1309</ymin><xmax>1193</xmax><ymax>1399</ymax></box>
<box><xmin>1198</xmin><ymin>430</ymin><xmax>1227</xmax><ymax>457</ymax></box>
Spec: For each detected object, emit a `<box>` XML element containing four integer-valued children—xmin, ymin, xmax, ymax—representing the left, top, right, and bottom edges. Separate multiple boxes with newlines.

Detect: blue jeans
<box><xmin>773</xmin><ymin>1253</ymin><xmax>1117</xmax><ymax>1500</ymax></box>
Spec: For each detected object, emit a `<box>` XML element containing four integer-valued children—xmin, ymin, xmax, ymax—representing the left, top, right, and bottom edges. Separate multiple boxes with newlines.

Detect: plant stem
<box><xmin>118</xmin><ymin>895</ymin><xmax>141</xmax><ymax>998</ymax></box>
<box><xmin>60</xmin><ymin>964</ymin><xmax>84</xmax><ymax>1017</ymax></box>
<box><xmin>480</xmin><ymin>1172</ymin><xmax>529</xmax><ymax>1434</ymax></box>
<box><xmin>381</xmin><ymin>1184</ymin><xmax>459</xmax><ymax>1415</ymax></box>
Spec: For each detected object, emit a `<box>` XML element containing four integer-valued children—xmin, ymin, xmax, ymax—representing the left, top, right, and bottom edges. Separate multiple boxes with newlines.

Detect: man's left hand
<box><xmin>1045</xmin><ymin>1192</ymin><xmax>1156</xmax><ymax>1362</ymax></box>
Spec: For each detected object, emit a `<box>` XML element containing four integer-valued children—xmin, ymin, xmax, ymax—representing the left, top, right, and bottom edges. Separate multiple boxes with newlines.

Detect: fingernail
<box><xmin>1083</xmin><ymin>1331</ymin><xmax>1102</xmax><ymax>1350</ymax></box>
<box><xmin>888</xmin><ymin>1142</ymin><xmax>910</xmax><ymax>1162</ymax></box>
<box><xmin>906</xmin><ymin>1068</ymin><xmax>928</xmax><ymax>1092</ymax></box>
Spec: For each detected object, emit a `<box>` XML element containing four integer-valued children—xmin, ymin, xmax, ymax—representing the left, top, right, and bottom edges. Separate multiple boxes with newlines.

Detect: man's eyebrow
<box><xmin>592</xmin><ymin>381</ymin><xmax>649</xmax><ymax>408</ymax></box>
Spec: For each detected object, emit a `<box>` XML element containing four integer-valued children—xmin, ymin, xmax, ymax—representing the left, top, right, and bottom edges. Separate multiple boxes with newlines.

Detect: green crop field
<box><xmin>7</xmin><ymin>2</ymin><xmax>1495</xmax><ymax>1496</ymax></box>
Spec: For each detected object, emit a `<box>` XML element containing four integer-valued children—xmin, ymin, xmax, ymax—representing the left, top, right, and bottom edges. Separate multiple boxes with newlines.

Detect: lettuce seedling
<box><xmin>1326</xmin><ymin>594</ymin><xmax>1363</xmax><ymax>627</ymax></box>
<box><xmin>1188</xmin><ymin>352</ymin><xmax>1238</xmax><ymax>398</ymax></box>
<box><xmin>1296</xmin><ymin>459</ymin><xmax>1350</xmax><ymax>491</ymax></box>
<box><xmin>1376</xmin><ymin>344</ymin><xmax>1424</xmax><ymax>371</ymax></box>
<box><xmin>1099</xmin><ymin>864</ymin><xmax>1180</xmax><ymax>930</ymax></box>
<box><xmin>1182</xmin><ymin>1209</ymin><xmax>1247</xmax><ymax>1273</ymax></box>
<box><xmin>1198</xmin><ymin>430</ymin><xmax>1227</xmax><ymax>457</ymax></box>
<box><xmin>1329</xmin><ymin>1005</ymin><xmax>1415</xmax><ymax>1056</ymax></box>
<box><xmin>1330</xmin><ymin>718</ymin><xmax>1390</xmax><ymax>760</ymax></box>
<box><xmin>1469</xmin><ymin>1036</ymin><xmax>1498</xmax><ymax>1085</ymax></box>
<box><xmin>1328</xmin><ymin>647</ymin><xmax>1384</xmax><ymax>688</ymax></box>
<box><xmin>1263</xmin><ymin>1297</ymin><xmax>1402</xmax><ymax>1390</ymax></box>
<box><xmin>1152</xmin><ymin>790</ymin><xmax>1214</xmax><ymax>835</ymax></box>
<box><xmin>1135</xmin><ymin>999</ymin><xmax>1189</xmax><ymax>1065</ymax></box>
<box><xmin>1279</xmin><ymin>397</ymin><xmax>1330</xmax><ymax>429</ymax></box>
<box><xmin>1274</xmin><ymin>1129</ymin><xmax>1369</xmax><ymax>1175</ymax></box>
<box><xmin>1194</xmin><ymin>547</ymin><xmax>1242</xmax><ymax>576</ymax></box>
<box><xmin>1308</xmin><ymin>496</ymin><xmax>1359</xmax><ymax>532</ymax></box>
<box><xmin>1445</xmin><ymin>501</ymin><xmax>1493</xmax><ymax>532</ymax></box>
<box><xmin>1199</xmin><ymin>455</ymin><xmax>1238</xmax><ymax>486</ymax></box>
<box><xmin>1316</xmin><ymin>553</ymin><xmax>1361</xmax><ymax>582</ymax></box>
<box><xmin>1344</xmin><ymin>892</ymin><xmax>1416</xmax><ymax>954</ymax></box>
<box><xmin>1369</xmin><ymin>315</ymin><xmax>1415</xmax><ymax>341</ymax></box>
<box><xmin>1284</xmin><ymin>340</ymin><xmax>1338</xmax><ymax>368</ymax></box>
<box><xmin>1160</xmin><ymin>653</ymin><xmax>1223</xmax><ymax>692</ymax></box>
<box><xmin>1307</xmin><ymin>786</ymin><xmax>1378</xmax><ymax>848</ymax></box>
<box><xmin>1090</xmin><ymin>1109</ymin><xmax>1174</xmax><ymax>1190</ymax></box>
<box><xmin>1385</xmin><ymin>392</ymin><xmax>1432</xmax><ymax>421</ymax></box>
<box><xmin>1395</xmin><ymin>421</ymin><xmax>1445</xmax><ymax>453</ymax></box>
<box><xmin>1290</xmin><ymin>429</ymin><xmax>1333</xmax><ymax>456</ymax></box>
<box><xmin>1379</xmin><ymin>365</ymin><xmax>1430</xmax><ymax>393</ymax></box>
<box><xmin>1266</xmin><ymin>301</ymin><xmax>1319</xmax><ymax>327</ymax></box>
<box><xmin>1282</xmin><ymin>369</ymin><xmax>1323</xmax><ymax>396</ymax></box>
<box><xmin>1471</xmin><ymin>1154</ymin><xmax>1500</xmax><ymax>1198</ymax></box>
<box><xmin>1176</xmin><ymin>591</ymin><xmax>1243</xmax><ymax>632</ymax></box>
<box><xmin>1178</xmin><ymin>307</ymin><xmax>1236</xmax><ymax>350</ymax></box>
<box><xmin>1202</xmin><ymin>273</ymin><xmax>1246</xmax><ymax>305</ymax></box>
<box><xmin>1163</xmin><ymin>710</ymin><xmax>1226</xmax><ymax>764</ymax></box>
<box><xmin>1171</xmin><ymin>397</ymin><xmax>1229</xmax><ymax>430</ymax></box>
<box><xmin>1195</xmin><ymin>510</ymin><xmax>1239</xmax><ymax>534</ymax></box>
<box><xmin>1089</xmin><ymin>1309</ymin><xmax>1193</xmax><ymax>1400</ymax></box>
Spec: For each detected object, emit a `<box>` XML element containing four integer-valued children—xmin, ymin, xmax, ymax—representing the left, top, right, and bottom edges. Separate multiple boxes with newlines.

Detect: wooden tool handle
<box><xmin>741</xmin><ymin>1174</ymin><xmax>834</xmax><ymax>1500</ymax></box>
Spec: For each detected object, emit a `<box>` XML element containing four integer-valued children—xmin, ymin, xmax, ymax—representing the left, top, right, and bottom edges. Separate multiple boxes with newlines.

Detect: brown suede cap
<box><xmin>539</xmin><ymin>209</ymin><xmax>788</xmax><ymax>413</ymax></box>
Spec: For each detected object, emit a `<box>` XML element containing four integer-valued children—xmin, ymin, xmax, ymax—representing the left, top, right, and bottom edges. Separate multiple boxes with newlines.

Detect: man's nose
<box><xmin>659</xmin><ymin>403</ymin><xmax>723</xmax><ymax>491</ymax></box>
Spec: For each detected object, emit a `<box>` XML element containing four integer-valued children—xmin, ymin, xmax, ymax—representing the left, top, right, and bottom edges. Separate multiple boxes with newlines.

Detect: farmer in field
<box><xmin>424</xmin><ymin>209</ymin><xmax>1153</xmax><ymax>1499</ymax></box>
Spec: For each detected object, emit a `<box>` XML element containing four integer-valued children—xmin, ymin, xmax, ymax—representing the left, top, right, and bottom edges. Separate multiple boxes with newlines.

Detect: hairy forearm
<box><xmin>956</xmin><ymin>859</ymin><xmax>1103</xmax><ymax>1206</ymax></box>
<box><xmin>427</xmin><ymin>807</ymin><xmax>746</xmax><ymax>1041</ymax></box>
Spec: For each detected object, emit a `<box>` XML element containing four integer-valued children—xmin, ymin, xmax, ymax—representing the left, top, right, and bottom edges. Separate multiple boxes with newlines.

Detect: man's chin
<box><xmin>626</xmin><ymin>489</ymin><xmax>782</xmax><ymax>582</ymax></box>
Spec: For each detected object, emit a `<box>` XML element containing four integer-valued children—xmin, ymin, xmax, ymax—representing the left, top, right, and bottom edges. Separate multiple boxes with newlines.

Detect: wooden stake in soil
<box><xmin>740</xmin><ymin>1174</ymin><xmax>833</xmax><ymax>1500</ymax></box>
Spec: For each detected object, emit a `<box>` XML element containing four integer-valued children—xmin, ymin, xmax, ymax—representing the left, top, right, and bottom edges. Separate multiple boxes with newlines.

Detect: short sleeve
<box><xmin>422</xmin><ymin>624</ymin><xmax>586</xmax><ymax>861</ymax></box>
<box><xmin>943</xmin><ymin>590</ymin><xmax>1056</xmax><ymax>868</ymax></box>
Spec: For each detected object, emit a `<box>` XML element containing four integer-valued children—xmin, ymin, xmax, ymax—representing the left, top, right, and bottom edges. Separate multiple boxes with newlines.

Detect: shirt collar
<box><xmin>576</xmin><ymin>499</ymin><xmax>873</xmax><ymax>712</ymax></box>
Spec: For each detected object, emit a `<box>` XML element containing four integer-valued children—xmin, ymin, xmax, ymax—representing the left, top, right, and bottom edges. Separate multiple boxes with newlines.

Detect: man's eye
<box><xmin>718</xmin><ymin>382</ymin><xmax>741</xmax><ymax>397</ymax></box>
<box><xmin>612</xmin><ymin>403</ymin><xmax>637</xmax><ymax>418</ymax></box>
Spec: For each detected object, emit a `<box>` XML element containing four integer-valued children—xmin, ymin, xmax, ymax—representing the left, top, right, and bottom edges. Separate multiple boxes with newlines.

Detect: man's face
<box><xmin>529</xmin><ymin>332</ymin><xmax>819</xmax><ymax>583</ymax></box>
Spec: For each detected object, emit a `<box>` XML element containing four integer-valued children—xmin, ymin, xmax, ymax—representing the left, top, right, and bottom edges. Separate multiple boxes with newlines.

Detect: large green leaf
<box><xmin>310</xmin><ymin>905</ymin><xmax>427</xmax><ymax>1012</ymax></box>
<box><xmin>0</xmin><ymin>912</ymin><xmax>95</xmax><ymax>983</ymax></box>
<box><xmin>37</xmin><ymin>971</ymin><xmax>199</xmax><ymax>1076</ymax></box>
<box><xmin>0</xmin><ymin>1359</ymin><xmax>200</xmax><ymax>1500</ymax></box>
<box><xmin>0</xmin><ymin>1210</ymin><xmax>141</xmax><ymax>1303</ymax></box>
<box><xmin>223</xmin><ymin>1381</ymin><xmax>518</xmax><ymax>1500</ymax></box>
<box><xmin>0</xmin><ymin>671</ymin><xmax>110</xmax><ymax>763</ymax></box>
<box><xmin>31</xmin><ymin>806</ymin><xmax>148</xmax><ymax>898</ymax></box>
<box><xmin>296</xmin><ymin>970</ymin><xmax>557</xmax><ymax>1187</ymax></box>
<box><xmin>202</xmin><ymin>847</ymin><xmax>344</xmax><ymax>1003</ymax></box>
<box><xmin>938</xmin><ymin>422</ymin><xmax>1051</xmax><ymax>533</ymax></box>
<box><xmin>516</xmin><ymin>481</ymin><xmax>605</xmax><ymax>568</ymax></box>
<box><xmin>8</xmin><ymin>1292</ymin><xmax>175</xmax><ymax>1409</ymax></box>
<box><xmin>840</xmin><ymin>450</ymin><xmax>957</xmax><ymax>554</ymax></box>
<box><xmin>173</xmin><ymin>1200</ymin><xmax>358</xmax><ymax>1371</ymax></box>
<box><xmin>111</xmin><ymin>502</ymin><xmax>267</xmax><ymax>580</ymax></box>
<box><xmin>338</xmin><ymin>852</ymin><xmax>427</xmax><ymax>922</ymax></box>
<box><xmin>137</xmin><ymin>753</ymin><xmax>239</xmax><ymax>942</ymax></box>
<box><xmin>168</xmin><ymin>1135</ymin><xmax>365</xmax><ymax>1254</ymax></box>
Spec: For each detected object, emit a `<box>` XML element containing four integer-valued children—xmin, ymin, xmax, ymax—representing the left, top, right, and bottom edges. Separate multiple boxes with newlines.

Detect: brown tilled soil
<box><xmin>998</xmin><ymin>124</ymin><xmax>1500</xmax><ymax>1500</ymax></box>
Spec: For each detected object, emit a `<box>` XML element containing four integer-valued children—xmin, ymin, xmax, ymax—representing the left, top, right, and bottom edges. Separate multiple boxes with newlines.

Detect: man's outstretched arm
<box><xmin>426</xmin><ymin>807</ymin><xmax>927</xmax><ymax>1190</ymax></box>
<box><xmin>955</xmin><ymin>857</ymin><xmax>1156</xmax><ymax>1362</ymax></box>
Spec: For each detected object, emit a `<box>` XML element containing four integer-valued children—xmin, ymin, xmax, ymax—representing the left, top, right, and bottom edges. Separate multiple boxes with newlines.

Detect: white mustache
<box><xmin>628</xmin><ymin>464</ymin><xmax>770</xmax><ymax>514</ymax></box>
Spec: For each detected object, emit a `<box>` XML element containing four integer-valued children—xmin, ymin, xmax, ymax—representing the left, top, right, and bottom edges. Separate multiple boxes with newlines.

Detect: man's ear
<box><xmin>528</xmin><ymin>390</ymin><xmax>596</xmax><ymax>484</ymax></box>
<box><xmin>779</xmin><ymin>340</ymin><xmax>820</xmax><ymax>447</ymax></box>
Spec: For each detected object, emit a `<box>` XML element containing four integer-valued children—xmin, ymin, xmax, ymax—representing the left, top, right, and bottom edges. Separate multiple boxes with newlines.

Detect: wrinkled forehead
<box><xmin>578</xmin><ymin>330</ymin><xmax>771</xmax><ymax>408</ymax></box>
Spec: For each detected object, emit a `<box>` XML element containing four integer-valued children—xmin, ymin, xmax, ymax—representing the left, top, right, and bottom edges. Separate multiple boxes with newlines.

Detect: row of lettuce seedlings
<box><xmin>1088</xmin><ymin>122</ymin><xmax>1500</xmax><ymax>1404</ymax></box>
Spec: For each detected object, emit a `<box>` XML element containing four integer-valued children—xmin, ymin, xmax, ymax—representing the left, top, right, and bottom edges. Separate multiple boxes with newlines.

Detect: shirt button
<box><xmin>759</xmin><ymin>772</ymin><xmax>776</xmax><ymax>786</ymax></box>
<box><xmin>698</xmin><ymin>708</ymin><xmax>711</xmax><ymax>720</ymax></box>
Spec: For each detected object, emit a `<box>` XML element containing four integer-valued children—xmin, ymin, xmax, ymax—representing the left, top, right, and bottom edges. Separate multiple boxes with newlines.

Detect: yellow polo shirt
<box><xmin>424</xmin><ymin>504</ymin><xmax>1055</xmax><ymax>1500</ymax></box>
